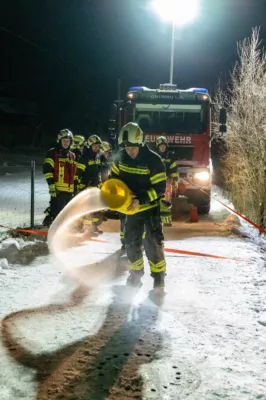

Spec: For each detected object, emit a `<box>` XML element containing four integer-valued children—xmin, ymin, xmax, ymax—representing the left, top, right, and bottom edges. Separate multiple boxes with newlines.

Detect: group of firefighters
<box><xmin>43</xmin><ymin>123</ymin><xmax>179</xmax><ymax>289</ymax></box>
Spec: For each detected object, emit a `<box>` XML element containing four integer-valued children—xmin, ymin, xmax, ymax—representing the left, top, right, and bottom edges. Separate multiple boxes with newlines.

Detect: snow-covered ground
<box><xmin>1</xmin><ymin>222</ymin><xmax>266</xmax><ymax>399</ymax></box>
<box><xmin>1</xmin><ymin>157</ymin><xmax>266</xmax><ymax>399</ymax></box>
<box><xmin>0</xmin><ymin>164</ymin><xmax>49</xmax><ymax>229</ymax></box>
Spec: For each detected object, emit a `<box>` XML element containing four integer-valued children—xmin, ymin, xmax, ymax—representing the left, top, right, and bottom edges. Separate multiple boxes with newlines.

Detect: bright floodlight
<box><xmin>152</xmin><ymin>0</ymin><xmax>200</xmax><ymax>26</ymax></box>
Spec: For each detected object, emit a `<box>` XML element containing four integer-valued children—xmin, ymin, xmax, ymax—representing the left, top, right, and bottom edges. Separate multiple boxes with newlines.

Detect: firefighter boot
<box><xmin>152</xmin><ymin>272</ymin><xmax>165</xmax><ymax>289</ymax></box>
<box><xmin>126</xmin><ymin>270</ymin><xmax>144</xmax><ymax>288</ymax></box>
<box><xmin>42</xmin><ymin>215</ymin><xmax>53</xmax><ymax>227</ymax></box>
<box><xmin>42</xmin><ymin>207</ymin><xmax>53</xmax><ymax>227</ymax></box>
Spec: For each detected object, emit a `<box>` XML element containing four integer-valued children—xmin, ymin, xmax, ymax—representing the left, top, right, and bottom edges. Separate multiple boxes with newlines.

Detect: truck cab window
<box><xmin>135</xmin><ymin>109</ymin><xmax>206</xmax><ymax>134</ymax></box>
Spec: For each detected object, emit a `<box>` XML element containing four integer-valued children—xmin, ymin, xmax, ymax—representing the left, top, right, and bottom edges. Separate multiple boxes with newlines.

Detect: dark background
<box><xmin>0</xmin><ymin>0</ymin><xmax>266</xmax><ymax>147</ymax></box>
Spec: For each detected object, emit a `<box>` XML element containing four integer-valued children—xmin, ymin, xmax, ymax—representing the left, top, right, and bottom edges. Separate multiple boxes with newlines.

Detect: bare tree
<box><xmin>223</xmin><ymin>27</ymin><xmax>266</xmax><ymax>227</ymax></box>
<box><xmin>212</xmin><ymin>76</ymin><xmax>228</xmax><ymax>133</ymax></box>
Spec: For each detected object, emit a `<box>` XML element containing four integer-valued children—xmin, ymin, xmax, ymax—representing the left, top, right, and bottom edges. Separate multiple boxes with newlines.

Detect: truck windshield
<box><xmin>135</xmin><ymin>107</ymin><xmax>207</xmax><ymax>134</ymax></box>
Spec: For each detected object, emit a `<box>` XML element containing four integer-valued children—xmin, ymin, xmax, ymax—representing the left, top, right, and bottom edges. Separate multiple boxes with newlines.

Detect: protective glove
<box><xmin>160</xmin><ymin>199</ymin><xmax>172</xmax><ymax>210</ymax></box>
<box><xmin>49</xmin><ymin>184</ymin><xmax>57</xmax><ymax>197</ymax></box>
<box><xmin>161</xmin><ymin>215</ymin><xmax>172</xmax><ymax>225</ymax></box>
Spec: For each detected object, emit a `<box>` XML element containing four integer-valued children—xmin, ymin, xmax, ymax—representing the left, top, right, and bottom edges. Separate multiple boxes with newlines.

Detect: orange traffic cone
<box><xmin>190</xmin><ymin>205</ymin><xmax>199</xmax><ymax>223</ymax></box>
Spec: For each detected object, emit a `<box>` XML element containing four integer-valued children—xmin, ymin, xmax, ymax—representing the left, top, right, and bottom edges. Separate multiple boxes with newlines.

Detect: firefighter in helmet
<box><xmin>156</xmin><ymin>136</ymin><xmax>178</xmax><ymax>227</ymax></box>
<box><xmin>43</xmin><ymin>129</ymin><xmax>77</xmax><ymax>225</ymax></box>
<box><xmin>109</xmin><ymin>122</ymin><xmax>167</xmax><ymax>289</ymax></box>
<box><xmin>101</xmin><ymin>140</ymin><xmax>112</xmax><ymax>156</ymax></box>
<box><xmin>77</xmin><ymin>134</ymin><xmax>103</xmax><ymax>235</ymax></box>
<box><xmin>71</xmin><ymin>135</ymin><xmax>87</xmax><ymax>198</ymax></box>
<box><xmin>71</xmin><ymin>135</ymin><xmax>86</xmax><ymax>162</ymax></box>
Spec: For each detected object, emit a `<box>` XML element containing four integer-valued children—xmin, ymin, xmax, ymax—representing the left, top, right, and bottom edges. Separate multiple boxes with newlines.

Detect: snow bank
<box><xmin>236</xmin><ymin>218</ymin><xmax>266</xmax><ymax>253</ymax></box>
<box><xmin>0</xmin><ymin>258</ymin><xmax>9</xmax><ymax>269</ymax></box>
<box><xmin>218</xmin><ymin>214</ymin><xmax>241</xmax><ymax>235</ymax></box>
<box><xmin>0</xmin><ymin>238</ymin><xmax>48</xmax><ymax>267</ymax></box>
<box><xmin>212</xmin><ymin>185</ymin><xmax>266</xmax><ymax>242</ymax></box>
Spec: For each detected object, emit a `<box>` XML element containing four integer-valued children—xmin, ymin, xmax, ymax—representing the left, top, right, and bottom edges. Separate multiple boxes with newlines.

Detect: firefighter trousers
<box><xmin>124</xmin><ymin>206</ymin><xmax>166</xmax><ymax>275</ymax></box>
<box><xmin>160</xmin><ymin>198</ymin><xmax>172</xmax><ymax>225</ymax></box>
<box><xmin>120</xmin><ymin>213</ymin><xmax>146</xmax><ymax>250</ymax></box>
<box><xmin>50</xmin><ymin>192</ymin><xmax>73</xmax><ymax>219</ymax></box>
<box><xmin>119</xmin><ymin>213</ymin><xmax>126</xmax><ymax>249</ymax></box>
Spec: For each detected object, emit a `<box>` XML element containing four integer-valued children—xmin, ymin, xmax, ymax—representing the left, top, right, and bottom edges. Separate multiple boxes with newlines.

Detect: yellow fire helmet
<box><xmin>57</xmin><ymin>129</ymin><xmax>74</xmax><ymax>143</ymax></box>
<box><xmin>101</xmin><ymin>141</ymin><xmax>112</xmax><ymax>152</ymax></box>
<box><xmin>72</xmin><ymin>135</ymin><xmax>86</xmax><ymax>150</ymax></box>
<box><xmin>156</xmin><ymin>136</ymin><xmax>168</xmax><ymax>148</ymax></box>
<box><xmin>118</xmin><ymin>122</ymin><xmax>144</xmax><ymax>147</ymax></box>
<box><xmin>87</xmin><ymin>134</ymin><xmax>102</xmax><ymax>147</ymax></box>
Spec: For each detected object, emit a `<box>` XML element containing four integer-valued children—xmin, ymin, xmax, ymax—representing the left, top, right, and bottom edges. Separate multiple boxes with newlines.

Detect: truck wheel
<box><xmin>185</xmin><ymin>189</ymin><xmax>211</xmax><ymax>215</ymax></box>
<box><xmin>197</xmin><ymin>203</ymin><xmax>211</xmax><ymax>214</ymax></box>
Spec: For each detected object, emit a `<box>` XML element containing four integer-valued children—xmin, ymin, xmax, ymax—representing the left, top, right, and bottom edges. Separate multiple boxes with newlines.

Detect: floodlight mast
<box><xmin>170</xmin><ymin>22</ymin><xmax>175</xmax><ymax>84</ymax></box>
<box><xmin>151</xmin><ymin>0</ymin><xmax>200</xmax><ymax>84</ymax></box>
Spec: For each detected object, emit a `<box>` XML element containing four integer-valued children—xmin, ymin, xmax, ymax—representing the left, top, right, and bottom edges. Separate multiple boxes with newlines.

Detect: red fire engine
<box><xmin>108</xmin><ymin>83</ymin><xmax>226</xmax><ymax>214</ymax></box>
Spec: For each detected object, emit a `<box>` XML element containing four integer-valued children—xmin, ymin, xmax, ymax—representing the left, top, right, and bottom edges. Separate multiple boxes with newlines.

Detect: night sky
<box><xmin>1</xmin><ymin>0</ymin><xmax>266</xmax><ymax>135</ymax></box>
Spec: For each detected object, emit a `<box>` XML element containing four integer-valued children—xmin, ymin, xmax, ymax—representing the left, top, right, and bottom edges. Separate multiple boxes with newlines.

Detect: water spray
<box><xmin>47</xmin><ymin>179</ymin><xmax>135</xmax><ymax>285</ymax></box>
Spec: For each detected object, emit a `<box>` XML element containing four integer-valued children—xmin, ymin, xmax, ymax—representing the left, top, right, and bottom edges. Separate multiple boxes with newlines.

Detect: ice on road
<box><xmin>0</xmin><ymin>229</ymin><xmax>266</xmax><ymax>400</ymax></box>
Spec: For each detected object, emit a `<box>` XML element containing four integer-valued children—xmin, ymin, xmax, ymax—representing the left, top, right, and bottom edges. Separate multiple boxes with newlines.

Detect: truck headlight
<box><xmin>194</xmin><ymin>171</ymin><xmax>210</xmax><ymax>181</ymax></box>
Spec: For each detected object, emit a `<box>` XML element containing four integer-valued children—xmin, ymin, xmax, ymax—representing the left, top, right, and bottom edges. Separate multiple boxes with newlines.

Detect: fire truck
<box><xmin>108</xmin><ymin>83</ymin><xmax>226</xmax><ymax>214</ymax></box>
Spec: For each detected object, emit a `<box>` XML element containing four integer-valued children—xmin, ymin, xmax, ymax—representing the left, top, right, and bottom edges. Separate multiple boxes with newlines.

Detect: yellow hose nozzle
<box><xmin>100</xmin><ymin>179</ymin><xmax>140</xmax><ymax>215</ymax></box>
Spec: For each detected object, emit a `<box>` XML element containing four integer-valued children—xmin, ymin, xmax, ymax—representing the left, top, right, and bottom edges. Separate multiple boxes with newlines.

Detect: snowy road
<box><xmin>1</xmin><ymin>216</ymin><xmax>266</xmax><ymax>399</ymax></box>
<box><xmin>0</xmin><ymin>162</ymin><xmax>266</xmax><ymax>399</ymax></box>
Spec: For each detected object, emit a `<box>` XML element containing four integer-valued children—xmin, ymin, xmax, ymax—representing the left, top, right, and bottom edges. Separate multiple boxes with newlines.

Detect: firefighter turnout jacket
<box><xmin>100</xmin><ymin>152</ymin><xmax>108</xmax><ymax>182</ymax></box>
<box><xmin>76</xmin><ymin>147</ymin><xmax>101</xmax><ymax>189</ymax></box>
<box><xmin>43</xmin><ymin>146</ymin><xmax>77</xmax><ymax>193</ymax></box>
<box><xmin>110</xmin><ymin>144</ymin><xmax>166</xmax><ymax>213</ymax></box>
<box><xmin>72</xmin><ymin>148</ymin><xmax>84</xmax><ymax>163</ymax></box>
<box><xmin>158</xmin><ymin>150</ymin><xmax>178</xmax><ymax>180</ymax></box>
